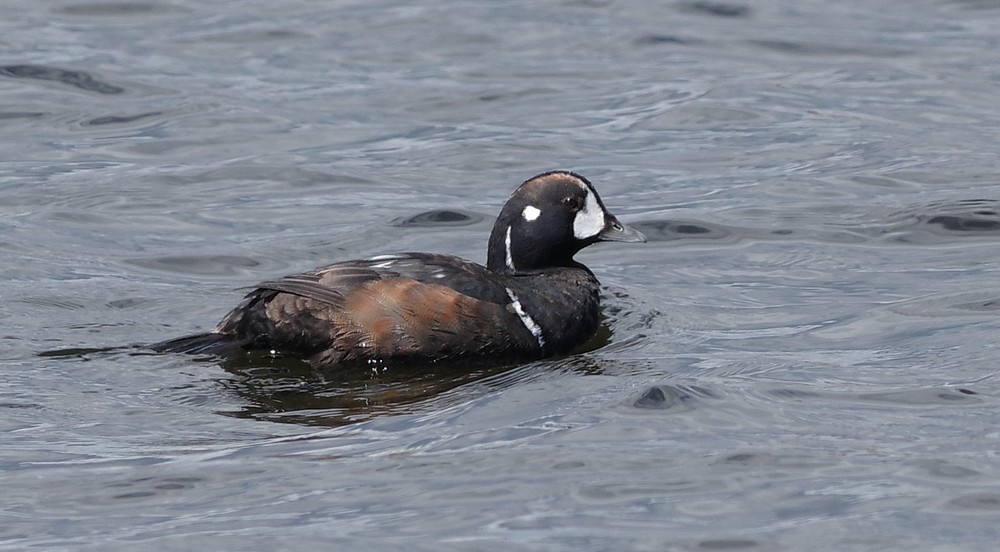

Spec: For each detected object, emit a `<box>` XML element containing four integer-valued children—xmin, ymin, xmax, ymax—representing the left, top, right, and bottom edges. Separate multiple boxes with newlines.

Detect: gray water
<box><xmin>3</xmin><ymin>0</ymin><xmax>1000</xmax><ymax>549</ymax></box>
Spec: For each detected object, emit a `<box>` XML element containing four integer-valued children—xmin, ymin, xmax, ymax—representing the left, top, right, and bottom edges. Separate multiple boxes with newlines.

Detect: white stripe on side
<box><xmin>506</xmin><ymin>287</ymin><xmax>545</xmax><ymax>350</ymax></box>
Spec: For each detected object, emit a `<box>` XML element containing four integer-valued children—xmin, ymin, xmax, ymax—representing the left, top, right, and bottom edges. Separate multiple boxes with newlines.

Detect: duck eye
<box><xmin>563</xmin><ymin>196</ymin><xmax>582</xmax><ymax>211</ymax></box>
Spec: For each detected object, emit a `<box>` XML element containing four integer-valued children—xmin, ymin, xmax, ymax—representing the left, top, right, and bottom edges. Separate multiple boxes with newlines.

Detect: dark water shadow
<box><xmin>393</xmin><ymin>209</ymin><xmax>486</xmax><ymax>228</ymax></box>
<box><xmin>54</xmin><ymin>2</ymin><xmax>177</xmax><ymax>16</ymax></box>
<box><xmin>855</xmin><ymin>198</ymin><xmax>1000</xmax><ymax>244</ymax></box>
<box><xmin>630</xmin><ymin>217</ymin><xmax>865</xmax><ymax>245</ymax></box>
<box><xmin>0</xmin><ymin>64</ymin><xmax>124</xmax><ymax>94</ymax></box>
<box><xmin>38</xmin><ymin>344</ymin><xmax>534</xmax><ymax>427</ymax></box>
<box><xmin>879</xmin><ymin>199</ymin><xmax>1000</xmax><ymax>242</ymax></box>
<box><xmin>38</xmin><ymin>321</ymin><xmax>616</xmax><ymax>428</ymax></box>
<box><xmin>945</xmin><ymin>0</ymin><xmax>1000</xmax><ymax>10</ymax></box>
<box><xmin>210</xmin><ymin>323</ymin><xmax>614</xmax><ymax>427</ymax></box>
<box><xmin>213</xmin><ymin>353</ymin><xmax>521</xmax><ymax>427</ymax></box>
<box><xmin>767</xmin><ymin>385</ymin><xmax>982</xmax><ymax>407</ymax></box>
<box><xmin>84</xmin><ymin>111</ymin><xmax>163</xmax><ymax>126</ymax></box>
<box><xmin>630</xmin><ymin>383</ymin><xmax>717</xmax><ymax>412</ymax></box>
<box><xmin>633</xmin><ymin>198</ymin><xmax>1000</xmax><ymax>247</ymax></box>
<box><xmin>677</xmin><ymin>1</ymin><xmax>751</xmax><ymax>17</ymax></box>
<box><xmin>747</xmin><ymin>39</ymin><xmax>908</xmax><ymax>58</ymax></box>
<box><xmin>631</xmin><ymin>219</ymin><xmax>733</xmax><ymax>242</ymax></box>
<box><xmin>124</xmin><ymin>254</ymin><xmax>261</xmax><ymax>276</ymax></box>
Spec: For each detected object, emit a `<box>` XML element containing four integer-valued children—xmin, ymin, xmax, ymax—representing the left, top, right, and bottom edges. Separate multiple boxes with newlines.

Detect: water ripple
<box><xmin>54</xmin><ymin>2</ymin><xmax>178</xmax><ymax>16</ymax></box>
<box><xmin>0</xmin><ymin>64</ymin><xmax>124</xmax><ymax>94</ymax></box>
<box><xmin>393</xmin><ymin>209</ymin><xmax>486</xmax><ymax>228</ymax></box>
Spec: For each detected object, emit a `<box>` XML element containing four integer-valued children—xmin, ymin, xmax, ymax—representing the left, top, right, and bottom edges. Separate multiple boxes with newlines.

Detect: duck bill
<box><xmin>598</xmin><ymin>215</ymin><xmax>646</xmax><ymax>243</ymax></box>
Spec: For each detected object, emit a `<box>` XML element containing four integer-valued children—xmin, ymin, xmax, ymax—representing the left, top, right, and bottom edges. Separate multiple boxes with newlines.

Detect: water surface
<box><xmin>3</xmin><ymin>0</ymin><xmax>1000</xmax><ymax>549</ymax></box>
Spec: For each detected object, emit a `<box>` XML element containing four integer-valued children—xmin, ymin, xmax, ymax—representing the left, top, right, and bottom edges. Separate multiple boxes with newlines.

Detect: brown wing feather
<box><xmin>306</xmin><ymin>279</ymin><xmax>533</xmax><ymax>366</ymax></box>
<box><xmin>253</xmin><ymin>264</ymin><xmax>390</xmax><ymax>308</ymax></box>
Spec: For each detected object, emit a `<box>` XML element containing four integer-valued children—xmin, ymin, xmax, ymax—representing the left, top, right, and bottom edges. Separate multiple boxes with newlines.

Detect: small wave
<box><xmin>869</xmin><ymin>199</ymin><xmax>1000</xmax><ymax>243</ymax></box>
<box><xmin>125</xmin><ymin>255</ymin><xmax>261</xmax><ymax>276</ymax></box>
<box><xmin>393</xmin><ymin>209</ymin><xmax>486</xmax><ymax>228</ymax></box>
<box><xmin>0</xmin><ymin>64</ymin><xmax>124</xmax><ymax>95</ymax></box>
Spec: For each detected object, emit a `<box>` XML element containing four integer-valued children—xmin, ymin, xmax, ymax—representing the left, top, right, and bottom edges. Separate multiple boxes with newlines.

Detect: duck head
<box><xmin>487</xmin><ymin>171</ymin><xmax>645</xmax><ymax>274</ymax></box>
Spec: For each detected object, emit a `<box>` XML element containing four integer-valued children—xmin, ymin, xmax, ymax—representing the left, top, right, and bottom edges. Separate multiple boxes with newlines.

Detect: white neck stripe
<box><xmin>504</xmin><ymin>225</ymin><xmax>515</xmax><ymax>271</ymax></box>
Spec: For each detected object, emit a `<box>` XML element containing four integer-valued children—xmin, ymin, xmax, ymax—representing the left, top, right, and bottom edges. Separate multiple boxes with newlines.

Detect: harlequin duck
<box><xmin>153</xmin><ymin>171</ymin><xmax>645</xmax><ymax>366</ymax></box>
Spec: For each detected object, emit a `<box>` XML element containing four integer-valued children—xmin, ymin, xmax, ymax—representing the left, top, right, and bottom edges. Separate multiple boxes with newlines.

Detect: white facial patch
<box><xmin>522</xmin><ymin>205</ymin><xmax>541</xmax><ymax>222</ymax></box>
<box><xmin>506</xmin><ymin>288</ymin><xmax>545</xmax><ymax>349</ymax></box>
<box><xmin>505</xmin><ymin>225</ymin><xmax>515</xmax><ymax>271</ymax></box>
<box><xmin>573</xmin><ymin>189</ymin><xmax>606</xmax><ymax>239</ymax></box>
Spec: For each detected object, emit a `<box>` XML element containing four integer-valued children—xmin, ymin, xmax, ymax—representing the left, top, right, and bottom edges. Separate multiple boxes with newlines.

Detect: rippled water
<box><xmin>3</xmin><ymin>0</ymin><xmax>1000</xmax><ymax>549</ymax></box>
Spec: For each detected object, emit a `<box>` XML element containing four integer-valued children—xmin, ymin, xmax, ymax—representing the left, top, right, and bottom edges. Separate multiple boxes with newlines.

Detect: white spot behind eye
<box><xmin>522</xmin><ymin>205</ymin><xmax>541</xmax><ymax>221</ymax></box>
<box><xmin>573</xmin><ymin>190</ymin><xmax>605</xmax><ymax>239</ymax></box>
